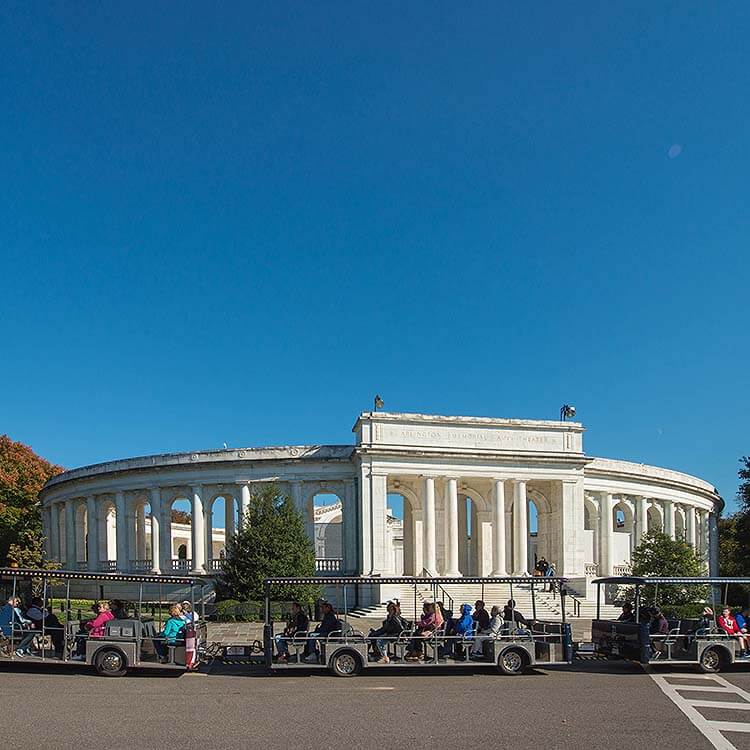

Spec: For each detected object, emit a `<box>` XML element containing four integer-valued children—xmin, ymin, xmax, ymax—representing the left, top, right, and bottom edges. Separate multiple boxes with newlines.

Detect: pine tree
<box><xmin>217</xmin><ymin>484</ymin><xmax>319</xmax><ymax>603</ymax></box>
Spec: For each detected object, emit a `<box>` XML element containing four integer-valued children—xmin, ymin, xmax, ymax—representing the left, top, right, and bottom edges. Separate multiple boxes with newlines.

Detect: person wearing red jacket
<box><xmin>718</xmin><ymin>607</ymin><xmax>749</xmax><ymax>658</ymax></box>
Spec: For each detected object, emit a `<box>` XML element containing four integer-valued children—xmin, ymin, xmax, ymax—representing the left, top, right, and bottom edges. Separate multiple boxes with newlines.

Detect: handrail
<box><xmin>434</xmin><ymin>583</ymin><xmax>454</xmax><ymax>615</ymax></box>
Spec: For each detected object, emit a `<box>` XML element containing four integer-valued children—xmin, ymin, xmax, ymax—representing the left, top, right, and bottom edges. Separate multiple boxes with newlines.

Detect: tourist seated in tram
<box><xmin>696</xmin><ymin>607</ymin><xmax>715</xmax><ymax>632</ymax></box>
<box><xmin>368</xmin><ymin>601</ymin><xmax>409</xmax><ymax>663</ymax></box>
<box><xmin>0</xmin><ymin>596</ymin><xmax>36</xmax><ymax>657</ymax></box>
<box><xmin>502</xmin><ymin>600</ymin><xmax>528</xmax><ymax>629</ymax></box>
<box><xmin>181</xmin><ymin>601</ymin><xmax>196</xmax><ymax>623</ymax></box>
<box><xmin>302</xmin><ymin>601</ymin><xmax>341</xmax><ymax>663</ymax></box>
<box><xmin>109</xmin><ymin>600</ymin><xmax>129</xmax><ymax>619</ymax></box>
<box><xmin>436</xmin><ymin>601</ymin><xmax>452</xmax><ymax>627</ymax></box>
<box><xmin>72</xmin><ymin>601</ymin><xmax>115</xmax><ymax>660</ymax></box>
<box><xmin>404</xmin><ymin>602</ymin><xmax>439</xmax><ymax>661</ymax></box>
<box><xmin>718</xmin><ymin>607</ymin><xmax>750</xmax><ymax>658</ymax></box>
<box><xmin>153</xmin><ymin>604</ymin><xmax>187</xmax><ymax>663</ymax></box>
<box><xmin>449</xmin><ymin>603</ymin><xmax>476</xmax><ymax>659</ymax></box>
<box><xmin>617</xmin><ymin>603</ymin><xmax>635</xmax><ymax>623</ymax></box>
<box><xmin>648</xmin><ymin>607</ymin><xmax>670</xmax><ymax>657</ymax></box>
<box><xmin>473</xmin><ymin>601</ymin><xmax>490</xmax><ymax>632</ymax></box>
<box><xmin>25</xmin><ymin>597</ymin><xmax>65</xmax><ymax>657</ymax></box>
<box><xmin>735</xmin><ymin>607</ymin><xmax>749</xmax><ymax>634</ymax></box>
<box><xmin>275</xmin><ymin>601</ymin><xmax>310</xmax><ymax>662</ymax></box>
<box><xmin>471</xmin><ymin>605</ymin><xmax>504</xmax><ymax>658</ymax></box>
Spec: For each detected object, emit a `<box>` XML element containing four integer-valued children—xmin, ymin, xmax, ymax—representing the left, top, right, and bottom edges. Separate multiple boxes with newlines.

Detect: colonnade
<box><xmin>407</xmin><ymin>476</ymin><xmax>537</xmax><ymax>578</ymax></box>
<box><xmin>589</xmin><ymin>492</ymin><xmax>710</xmax><ymax>577</ymax></box>
<box><xmin>42</xmin><ymin>480</ymin><xmax>356</xmax><ymax>576</ymax></box>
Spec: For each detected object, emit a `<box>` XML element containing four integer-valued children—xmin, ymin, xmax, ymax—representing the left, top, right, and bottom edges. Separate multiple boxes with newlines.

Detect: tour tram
<box><xmin>591</xmin><ymin>576</ymin><xmax>750</xmax><ymax>673</ymax></box>
<box><xmin>0</xmin><ymin>567</ymin><xmax>208</xmax><ymax>676</ymax></box>
<box><xmin>262</xmin><ymin>576</ymin><xmax>573</xmax><ymax>677</ymax></box>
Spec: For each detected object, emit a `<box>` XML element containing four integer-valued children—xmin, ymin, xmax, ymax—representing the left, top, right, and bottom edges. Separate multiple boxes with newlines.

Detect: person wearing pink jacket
<box><xmin>72</xmin><ymin>601</ymin><xmax>114</xmax><ymax>660</ymax></box>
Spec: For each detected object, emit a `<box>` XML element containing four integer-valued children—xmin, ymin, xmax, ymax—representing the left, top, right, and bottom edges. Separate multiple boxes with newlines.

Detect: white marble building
<box><xmin>39</xmin><ymin>411</ymin><xmax>722</xmax><ymax>579</ymax></box>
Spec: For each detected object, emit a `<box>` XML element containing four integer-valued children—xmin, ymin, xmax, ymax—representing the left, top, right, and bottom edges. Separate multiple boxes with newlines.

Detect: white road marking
<box><xmin>646</xmin><ymin>668</ymin><xmax>750</xmax><ymax>750</ymax></box>
<box><xmin>362</xmin><ymin>686</ymin><xmax>395</xmax><ymax>690</ymax></box>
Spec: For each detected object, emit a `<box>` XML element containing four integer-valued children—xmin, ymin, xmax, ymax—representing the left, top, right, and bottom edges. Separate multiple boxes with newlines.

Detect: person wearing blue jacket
<box><xmin>0</xmin><ymin>597</ymin><xmax>36</xmax><ymax>656</ymax></box>
<box><xmin>451</xmin><ymin>604</ymin><xmax>475</xmax><ymax>659</ymax></box>
<box><xmin>736</xmin><ymin>607</ymin><xmax>749</xmax><ymax>633</ymax></box>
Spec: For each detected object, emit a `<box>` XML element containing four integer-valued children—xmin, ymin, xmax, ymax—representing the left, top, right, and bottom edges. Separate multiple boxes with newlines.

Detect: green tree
<box><xmin>216</xmin><ymin>484</ymin><xmax>319</xmax><ymax>604</ymax></box>
<box><xmin>717</xmin><ymin>457</ymin><xmax>750</xmax><ymax>605</ymax></box>
<box><xmin>0</xmin><ymin>435</ymin><xmax>63</xmax><ymax>566</ymax></box>
<box><xmin>630</xmin><ymin>531</ymin><xmax>707</xmax><ymax>615</ymax></box>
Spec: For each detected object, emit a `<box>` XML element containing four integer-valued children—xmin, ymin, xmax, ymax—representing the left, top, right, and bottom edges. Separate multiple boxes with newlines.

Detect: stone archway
<box><xmin>612</xmin><ymin>498</ymin><xmax>634</xmax><ymax>565</ymax></box>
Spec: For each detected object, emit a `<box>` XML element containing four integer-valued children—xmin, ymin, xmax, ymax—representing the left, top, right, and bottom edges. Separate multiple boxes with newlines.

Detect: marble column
<box><xmin>191</xmin><ymin>485</ymin><xmax>206</xmax><ymax>573</ymax></box>
<box><xmin>422</xmin><ymin>476</ymin><xmax>437</xmax><ymax>576</ymax></box>
<box><xmin>240</xmin><ymin>483</ymin><xmax>251</xmax><ymax>527</ymax></box>
<box><xmin>664</xmin><ymin>499</ymin><xmax>675</xmax><ymax>540</ymax></box>
<box><xmin>50</xmin><ymin>503</ymin><xmax>61</xmax><ymax>562</ymax></box>
<box><xmin>65</xmin><ymin>500</ymin><xmax>77</xmax><ymax>569</ymax></box>
<box><xmin>150</xmin><ymin>487</ymin><xmax>161</xmax><ymax>574</ymax></box>
<box><xmin>598</xmin><ymin>492</ymin><xmax>614</xmax><ymax>576</ymax></box>
<box><xmin>512</xmin><ymin>480</ymin><xmax>528</xmax><ymax>575</ymax></box>
<box><xmin>635</xmin><ymin>495</ymin><xmax>648</xmax><ymax>547</ymax></box>
<box><xmin>86</xmin><ymin>496</ymin><xmax>99</xmax><ymax>570</ymax></box>
<box><xmin>343</xmin><ymin>480</ymin><xmax>358</xmax><ymax>574</ymax></box>
<box><xmin>115</xmin><ymin>491</ymin><xmax>128</xmax><ymax>571</ymax></box>
<box><xmin>136</xmin><ymin>503</ymin><xmax>147</xmax><ymax>560</ymax></box>
<box><xmin>444</xmin><ymin>477</ymin><xmax>460</xmax><ymax>576</ymax></box>
<box><xmin>686</xmin><ymin>506</ymin><xmax>696</xmax><ymax>548</ymax></box>
<box><xmin>491</xmin><ymin>479</ymin><xmax>507</xmax><ymax>576</ymax></box>
<box><xmin>224</xmin><ymin>493</ymin><xmax>235</xmax><ymax>543</ymax></box>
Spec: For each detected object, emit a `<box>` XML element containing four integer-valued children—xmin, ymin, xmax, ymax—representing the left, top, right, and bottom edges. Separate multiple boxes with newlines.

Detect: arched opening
<box><xmin>206</xmin><ymin>496</ymin><xmax>234</xmax><ymax>570</ymax></box>
<box><xmin>458</xmin><ymin>495</ymin><xmax>480</xmax><ymax>576</ymax></box>
<box><xmin>647</xmin><ymin>504</ymin><xmax>662</xmax><ymax>533</ymax></box>
<box><xmin>386</xmin><ymin>492</ymin><xmax>408</xmax><ymax>575</ymax></box>
<box><xmin>131</xmin><ymin>499</ymin><xmax>152</xmax><ymax>571</ymax></box>
<box><xmin>169</xmin><ymin>497</ymin><xmax>192</xmax><ymax>572</ymax></box>
<box><xmin>675</xmin><ymin>507</ymin><xmax>686</xmax><ymax>541</ymax></box>
<box><xmin>99</xmin><ymin>500</ymin><xmax>117</xmax><ymax>568</ymax></box>
<box><xmin>75</xmin><ymin>503</ymin><xmax>87</xmax><ymax>566</ymax></box>
<box><xmin>177</xmin><ymin>544</ymin><xmax>187</xmax><ymax>560</ymax></box>
<box><xmin>583</xmin><ymin>499</ymin><xmax>599</xmax><ymax>573</ymax></box>
<box><xmin>311</xmin><ymin>493</ymin><xmax>343</xmax><ymax>571</ymax></box>
<box><xmin>528</xmin><ymin>498</ymin><xmax>539</xmax><ymax>572</ymax></box>
<box><xmin>612</xmin><ymin>500</ymin><xmax>634</xmax><ymax>565</ymax></box>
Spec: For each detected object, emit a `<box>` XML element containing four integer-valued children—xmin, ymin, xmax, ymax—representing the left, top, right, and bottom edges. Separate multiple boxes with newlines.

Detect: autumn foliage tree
<box><xmin>0</xmin><ymin>435</ymin><xmax>63</xmax><ymax>566</ymax></box>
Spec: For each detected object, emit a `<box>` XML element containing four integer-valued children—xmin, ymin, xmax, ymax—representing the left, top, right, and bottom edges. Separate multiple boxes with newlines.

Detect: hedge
<box><xmin>215</xmin><ymin>600</ymin><xmax>302</xmax><ymax>622</ymax></box>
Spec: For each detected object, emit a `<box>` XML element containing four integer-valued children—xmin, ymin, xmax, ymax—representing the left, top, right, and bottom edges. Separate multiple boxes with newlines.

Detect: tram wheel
<box><xmin>497</xmin><ymin>648</ymin><xmax>528</xmax><ymax>676</ymax></box>
<box><xmin>329</xmin><ymin>649</ymin><xmax>362</xmax><ymax>678</ymax></box>
<box><xmin>699</xmin><ymin>647</ymin><xmax>726</xmax><ymax>674</ymax></box>
<box><xmin>94</xmin><ymin>647</ymin><xmax>128</xmax><ymax>677</ymax></box>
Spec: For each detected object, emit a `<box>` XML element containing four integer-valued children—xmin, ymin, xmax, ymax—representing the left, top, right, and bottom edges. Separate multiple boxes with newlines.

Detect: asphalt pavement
<box><xmin>4</xmin><ymin>660</ymin><xmax>750</xmax><ymax>749</ymax></box>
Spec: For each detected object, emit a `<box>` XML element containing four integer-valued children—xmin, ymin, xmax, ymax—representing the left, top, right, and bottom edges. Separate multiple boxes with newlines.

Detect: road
<box><xmin>3</xmin><ymin>661</ymin><xmax>750</xmax><ymax>749</ymax></box>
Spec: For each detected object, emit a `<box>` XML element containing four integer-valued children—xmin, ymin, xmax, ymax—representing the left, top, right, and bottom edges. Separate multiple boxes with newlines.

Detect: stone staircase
<box><xmin>348</xmin><ymin>581</ymin><xmax>621</xmax><ymax>623</ymax></box>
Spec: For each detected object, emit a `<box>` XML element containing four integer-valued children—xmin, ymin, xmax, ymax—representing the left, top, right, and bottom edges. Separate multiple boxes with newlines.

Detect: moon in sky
<box><xmin>668</xmin><ymin>144</ymin><xmax>683</xmax><ymax>159</ymax></box>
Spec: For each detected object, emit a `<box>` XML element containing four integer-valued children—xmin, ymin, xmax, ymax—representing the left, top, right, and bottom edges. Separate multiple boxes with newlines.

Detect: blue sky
<box><xmin>1</xmin><ymin>2</ymin><xmax>748</xmax><ymax>512</ymax></box>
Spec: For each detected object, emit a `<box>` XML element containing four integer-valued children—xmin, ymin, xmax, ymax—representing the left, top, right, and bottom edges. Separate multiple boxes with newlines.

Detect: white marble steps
<box><xmin>347</xmin><ymin>582</ymin><xmax>621</xmax><ymax>622</ymax></box>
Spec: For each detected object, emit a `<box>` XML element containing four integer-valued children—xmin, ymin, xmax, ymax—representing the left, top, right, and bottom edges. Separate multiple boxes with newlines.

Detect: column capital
<box><xmin>191</xmin><ymin>484</ymin><xmax>203</xmax><ymax>494</ymax></box>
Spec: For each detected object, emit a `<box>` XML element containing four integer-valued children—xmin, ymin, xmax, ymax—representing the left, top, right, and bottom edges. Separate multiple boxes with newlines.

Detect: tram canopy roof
<box><xmin>264</xmin><ymin>575</ymin><xmax>569</xmax><ymax>586</ymax></box>
<box><xmin>0</xmin><ymin>567</ymin><xmax>200</xmax><ymax>586</ymax></box>
<box><xmin>593</xmin><ymin>576</ymin><xmax>750</xmax><ymax>586</ymax></box>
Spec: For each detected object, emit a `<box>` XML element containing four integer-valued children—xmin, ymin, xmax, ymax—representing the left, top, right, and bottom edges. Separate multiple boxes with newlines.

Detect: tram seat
<box><xmin>105</xmin><ymin>619</ymin><xmax>143</xmax><ymax>640</ymax></box>
<box><xmin>456</xmin><ymin>624</ymin><xmax>478</xmax><ymax>661</ymax></box>
<box><xmin>423</xmin><ymin>623</ymin><xmax>446</xmax><ymax>660</ymax></box>
<box><xmin>289</xmin><ymin>631</ymin><xmax>309</xmax><ymax>661</ymax></box>
<box><xmin>392</xmin><ymin>628</ymin><xmax>416</xmax><ymax>660</ymax></box>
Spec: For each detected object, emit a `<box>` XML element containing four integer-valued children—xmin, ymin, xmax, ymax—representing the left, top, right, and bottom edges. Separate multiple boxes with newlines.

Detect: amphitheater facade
<box><xmin>40</xmin><ymin>411</ymin><xmax>722</xmax><ymax>584</ymax></box>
